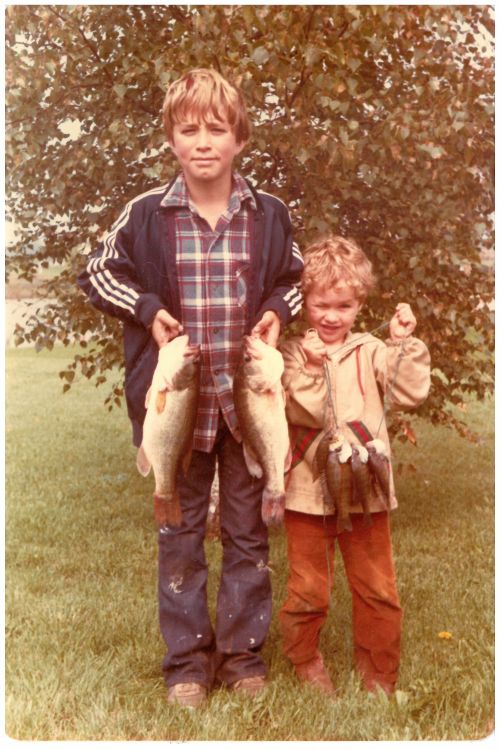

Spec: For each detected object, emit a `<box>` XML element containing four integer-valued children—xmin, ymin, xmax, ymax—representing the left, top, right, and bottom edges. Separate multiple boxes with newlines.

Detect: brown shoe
<box><xmin>232</xmin><ymin>675</ymin><xmax>267</xmax><ymax>697</ymax></box>
<box><xmin>295</xmin><ymin>655</ymin><xmax>337</xmax><ymax>696</ymax></box>
<box><xmin>364</xmin><ymin>678</ymin><xmax>395</xmax><ymax>696</ymax></box>
<box><xmin>167</xmin><ymin>682</ymin><xmax>207</xmax><ymax>708</ymax></box>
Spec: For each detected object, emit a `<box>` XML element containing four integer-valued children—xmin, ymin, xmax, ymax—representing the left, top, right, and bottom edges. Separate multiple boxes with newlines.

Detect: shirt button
<box><xmin>213</xmin><ymin>327</ymin><xmax>220</xmax><ymax>334</ymax></box>
<box><xmin>214</xmin><ymin>369</ymin><xmax>221</xmax><ymax>376</ymax></box>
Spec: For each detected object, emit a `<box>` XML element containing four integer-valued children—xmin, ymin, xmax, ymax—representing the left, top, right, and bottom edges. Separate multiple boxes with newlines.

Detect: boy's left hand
<box><xmin>251</xmin><ymin>311</ymin><xmax>281</xmax><ymax>347</ymax></box>
<box><xmin>389</xmin><ymin>303</ymin><xmax>417</xmax><ymax>341</ymax></box>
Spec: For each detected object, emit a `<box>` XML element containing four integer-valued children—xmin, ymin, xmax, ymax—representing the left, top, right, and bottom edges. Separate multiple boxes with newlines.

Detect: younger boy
<box><xmin>279</xmin><ymin>235</ymin><xmax>430</xmax><ymax>696</ymax></box>
<box><xmin>77</xmin><ymin>69</ymin><xmax>303</xmax><ymax>708</ymax></box>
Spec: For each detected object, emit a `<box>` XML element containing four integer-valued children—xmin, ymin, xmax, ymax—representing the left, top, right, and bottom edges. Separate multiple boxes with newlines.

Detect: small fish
<box><xmin>326</xmin><ymin>447</ymin><xmax>353</xmax><ymax>533</ymax></box>
<box><xmin>136</xmin><ymin>335</ymin><xmax>200</xmax><ymax>528</ymax></box>
<box><xmin>312</xmin><ymin>432</ymin><xmax>335</xmax><ymax>510</ymax></box>
<box><xmin>314</xmin><ymin>434</ymin><xmax>352</xmax><ymax>531</ymax></box>
<box><xmin>233</xmin><ymin>335</ymin><xmax>291</xmax><ymax>525</ymax></box>
<box><xmin>351</xmin><ymin>445</ymin><xmax>373</xmax><ymax>527</ymax></box>
<box><xmin>366</xmin><ymin>438</ymin><xmax>391</xmax><ymax>507</ymax></box>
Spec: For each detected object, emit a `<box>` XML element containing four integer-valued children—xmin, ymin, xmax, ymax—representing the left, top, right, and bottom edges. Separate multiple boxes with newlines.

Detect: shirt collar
<box><xmin>161</xmin><ymin>172</ymin><xmax>257</xmax><ymax>213</ymax></box>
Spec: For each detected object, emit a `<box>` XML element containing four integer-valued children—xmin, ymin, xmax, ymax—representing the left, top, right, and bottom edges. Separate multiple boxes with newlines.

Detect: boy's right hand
<box><xmin>301</xmin><ymin>328</ymin><xmax>328</xmax><ymax>371</ymax></box>
<box><xmin>151</xmin><ymin>309</ymin><xmax>183</xmax><ymax>348</ymax></box>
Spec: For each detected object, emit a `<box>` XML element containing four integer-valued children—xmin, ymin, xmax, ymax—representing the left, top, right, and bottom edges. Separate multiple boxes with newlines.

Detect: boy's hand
<box><xmin>389</xmin><ymin>303</ymin><xmax>417</xmax><ymax>341</ymax></box>
<box><xmin>251</xmin><ymin>311</ymin><xmax>281</xmax><ymax>347</ymax></box>
<box><xmin>151</xmin><ymin>309</ymin><xmax>183</xmax><ymax>348</ymax></box>
<box><xmin>301</xmin><ymin>328</ymin><xmax>328</xmax><ymax>371</ymax></box>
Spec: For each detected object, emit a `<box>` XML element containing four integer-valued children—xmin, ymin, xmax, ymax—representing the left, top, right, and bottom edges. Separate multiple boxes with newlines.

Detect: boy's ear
<box><xmin>235</xmin><ymin>139</ymin><xmax>247</xmax><ymax>155</ymax></box>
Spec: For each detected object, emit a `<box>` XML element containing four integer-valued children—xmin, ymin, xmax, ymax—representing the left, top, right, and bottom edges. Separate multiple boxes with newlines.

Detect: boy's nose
<box><xmin>195</xmin><ymin>127</ymin><xmax>211</xmax><ymax>149</ymax></box>
<box><xmin>324</xmin><ymin>310</ymin><xmax>340</xmax><ymax>323</ymax></box>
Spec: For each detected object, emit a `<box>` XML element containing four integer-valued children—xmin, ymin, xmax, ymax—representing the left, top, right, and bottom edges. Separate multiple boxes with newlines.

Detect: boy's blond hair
<box><xmin>162</xmin><ymin>68</ymin><xmax>251</xmax><ymax>144</ymax></box>
<box><xmin>302</xmin><ymin>235</ymin><xmax>376</xmax><ymax>300</ymax></box>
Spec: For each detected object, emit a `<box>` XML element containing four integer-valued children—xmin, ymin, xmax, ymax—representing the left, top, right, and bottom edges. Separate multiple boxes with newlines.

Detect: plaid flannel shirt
<box><xmin>162</xmin><ymin>172</ymin><xmax>256</xmax><ymax>452</ymax></box>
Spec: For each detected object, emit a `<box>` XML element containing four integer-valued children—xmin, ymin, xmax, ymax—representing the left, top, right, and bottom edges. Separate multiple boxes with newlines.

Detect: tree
<box><xmin>6</xmin><ymin>5</ymin><xmax>494</xmax><ymax>438</ymax></box>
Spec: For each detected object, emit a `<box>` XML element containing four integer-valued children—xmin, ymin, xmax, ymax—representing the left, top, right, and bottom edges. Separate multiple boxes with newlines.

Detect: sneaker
<box><xmin>167</xmin><ymin>682</ymin><xmax>207</xmax><ymax>708</ymax></box>
<box><xmin>295</xmin><ymin>655</ymin><xmax>337</xmax><ymax>696</ymax></box>
<box><xmin>231</xmin><ymin>675</ymin><xmax>267</xmax><ymax>697</ymax></box>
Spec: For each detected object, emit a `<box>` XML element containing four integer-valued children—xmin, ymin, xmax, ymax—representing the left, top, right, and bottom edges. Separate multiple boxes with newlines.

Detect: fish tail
<box><xmin>319</xmin><ymin>472</ymin><xmax>335</xmax><ymax>511</ymax></box>
<box><xmin>262</xmin><ymin>489</ymin><xmax>285</xmax><ymax>526</ymax></box>
<box><xmin>336</xmin><ymin>512</ymin><xmax>353</xmax><ymax>533</ymax></box>
<box><xmin>153</xmin><ymin>493</ymin><xmax>182</xmax><ymax>529</ymax></box>
<box><xmin>362</xmin><ymin>512</ymin><xmax>373</xmax><ymax>528</ymax></box>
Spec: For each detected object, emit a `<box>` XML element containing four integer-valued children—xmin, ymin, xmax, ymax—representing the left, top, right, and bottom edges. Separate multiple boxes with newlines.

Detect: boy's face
<box><xmin>169</xmin><ymin>114</ymin><xmax>245</xmax><ymax>187</ymax></box>
<box><xmin>304</xmin><ymin>283</ymin><xmax>362</xmax><ymax>345</ymax></box>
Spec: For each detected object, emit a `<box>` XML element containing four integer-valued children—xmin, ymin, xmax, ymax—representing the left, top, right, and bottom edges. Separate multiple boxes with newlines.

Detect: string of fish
<box><xmin>316</xmin><ymin>321</ymin><xmax>406</xmax><ymax>596</ymax></box>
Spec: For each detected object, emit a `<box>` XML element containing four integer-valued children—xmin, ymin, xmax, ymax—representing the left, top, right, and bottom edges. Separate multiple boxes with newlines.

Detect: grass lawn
<box><xmin>5</xmin><ymin>346</ymin><xmax>494</xmax><ymax>741</ymax></box>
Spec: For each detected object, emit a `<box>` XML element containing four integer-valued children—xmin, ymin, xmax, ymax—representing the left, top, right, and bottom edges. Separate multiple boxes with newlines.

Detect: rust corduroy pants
<box><xmin>279</xmin><ymin>509</ymin><xmax>402</xmax><ymax>690</ymax></box>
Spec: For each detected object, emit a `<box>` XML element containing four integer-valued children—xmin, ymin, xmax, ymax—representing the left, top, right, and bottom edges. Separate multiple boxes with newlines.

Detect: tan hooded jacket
<box><xmin>281</xmin><ymin>332</ymin><xmax>431</xmax><ymax>515</ymax></box>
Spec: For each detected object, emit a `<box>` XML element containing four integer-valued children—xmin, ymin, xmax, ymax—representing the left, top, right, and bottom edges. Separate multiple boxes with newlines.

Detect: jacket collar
<box><xmin>159</xmin><ymin>172</ymin><xmax>257</xmax><ymax>213</ymax></box>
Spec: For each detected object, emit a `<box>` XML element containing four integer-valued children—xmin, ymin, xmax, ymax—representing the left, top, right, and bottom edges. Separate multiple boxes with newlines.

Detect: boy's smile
<box><xmin>169</xmin><ymin>117</ymin><xmax>245</xmax><ymax>188</ymax></box>
<box><xmin>305</xmin><ymin>283</ymin><xmax>361</xmax><ymax>345</ymax></box>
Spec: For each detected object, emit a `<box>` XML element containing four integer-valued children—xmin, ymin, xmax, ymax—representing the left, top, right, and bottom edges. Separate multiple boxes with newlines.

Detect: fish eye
<box><xmin>244</xmin><ymin>354</ymin><xmax>252</xmax><ymax>363</ymax></box>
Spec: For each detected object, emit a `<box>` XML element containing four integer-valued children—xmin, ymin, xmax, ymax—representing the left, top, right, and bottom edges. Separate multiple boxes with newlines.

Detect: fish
<box><xmin>313</xmin><ymin>434</ymin><xmax>352</xmax><ymax>532</ymax></box>
<box><xmin>312</xmin><ymin>433</ymin><xmax>335</xmax><ymax>511</ymax></box>
<box><xmin>233</xmin><ymin>335</ymin><xmax>291</xmax><ymax>526</ymax></box>
<box><xmin>136</xmin><ymin>334</ymin><xmax>200</xmax><ymax>528</ymax></box>
<box><xmin>326</xmin><ymin>446</ymin><xmax>353</xmax><ymax>533</ymax></box>
<box><xmin>351</xmin><ymin>445</ymin><xmax>373</xmax><ymax>527</ymax></box>
<box><xmin>366</xmin><ymin>438</ymin><xmax>391</xmax><ymax>507</ymax></box>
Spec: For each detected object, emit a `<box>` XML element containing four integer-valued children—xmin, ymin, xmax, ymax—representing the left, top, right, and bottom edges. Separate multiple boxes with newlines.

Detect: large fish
<box><xmin>233</xmin><ymin>335</ymin><xmax>291</xmax><ymax>526</ymax></box>
<box><xmin>136</xmin><ymin>335</ymin><xmax>200</xmax><ymax>528</ymax></box>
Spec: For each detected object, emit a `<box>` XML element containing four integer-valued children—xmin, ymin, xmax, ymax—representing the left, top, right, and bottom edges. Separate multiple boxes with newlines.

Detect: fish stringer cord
<box><xmin>374</xmin><ymin>339</ymin><xmax>406</xmax><ymax>438</ymax></box>
<box><xmin>321</xmin><ymin>357</ymin><xmax>339</xmax><ymax>604</ymax></box>
<box><xmin>326</xmin><ymin>321</ymin><xmax>390</xmax><ymax>362</ymax></box>
<box><xmin>322</xmin><ymin>357</ymin><xmax>338</xmax><ymax>436</ymax></box>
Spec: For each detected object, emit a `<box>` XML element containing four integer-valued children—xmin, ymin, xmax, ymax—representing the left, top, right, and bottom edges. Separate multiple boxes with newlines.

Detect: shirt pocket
<box><xmin>234</xmin><ymin>263</ymin><xmax>250</xmax><ymax>308</ymax></box>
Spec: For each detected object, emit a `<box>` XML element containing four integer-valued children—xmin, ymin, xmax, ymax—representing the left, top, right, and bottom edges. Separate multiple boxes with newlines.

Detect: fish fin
<box><xmin>155</xmin><ymin>390</ymin><xmax>167</xmax><ymax>414</ymax></box>
<box><xmin>380</xmin><ymin>493</ymin><xmax>391</xmax><ymax>510</ymax></box>
<box><xmin>312</xmin><ymin>459</ymin><xmax>319</xmax><ymax>482</ymax></box>
<box><xmin>181</xmin><ymin>446</ymin><xmax>193</xmax><ymax>475</ymax></box>
<box><xmin>262</xmin><ymin>490</ymin><xmax>285</xmax><ymax>526</ymax></box>
<box><xmin>154</xmin><ymin>493</ymin><xmax>182</xmax><ymax>529</ymax></box>
<box><xmin>312</xmin><ymin>433</ymin><xmax>330</xmax><ymax>481</ymax></box>
<box><xmin>362</xmin><ymin>512</ymin><xmax>373</xmax><ymax>528</ymax></box>
<box><xmin>312</xmin><ymin>443</ymin><xmax>323</xmax><ymax>481</ymax></box>
<box><xmin>319</xmin><ymin>471</ymin><xmax>335</xmax><ymax>510</ymax></box>
<box><xmin>145</xmin><ymin>387</ymin><xmax>152</xmax><ymax>408</ymax></box>
<box><xmin>337</xmin><ymin>513</ymin><xmax>353</xmax><ymax>533</ymax></box>
<box><xmin>136</xmin><ymin>445</ymin><xmax>151</xmax><ymax>477</ymax></box>
<box><xmin>243</xmin><ymin>444</ymin><xmax>263</xmax><ymax>479</ymax></box>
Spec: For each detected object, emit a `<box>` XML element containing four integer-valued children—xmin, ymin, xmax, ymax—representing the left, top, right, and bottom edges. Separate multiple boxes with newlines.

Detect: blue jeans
<box><xmin>157</xmin><ymin>422</ymin><xmax>271</xmax><ymax>688</ymax></box>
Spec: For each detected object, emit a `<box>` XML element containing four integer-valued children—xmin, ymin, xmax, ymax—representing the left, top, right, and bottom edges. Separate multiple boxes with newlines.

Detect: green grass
<box><xmin>5</xmin><ymin>347</ymin><xmax>494</xmax><ymax>740</ymax></box>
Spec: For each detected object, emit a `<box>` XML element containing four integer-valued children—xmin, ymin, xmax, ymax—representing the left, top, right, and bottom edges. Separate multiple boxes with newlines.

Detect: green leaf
<box><xmin>5</xmin><ymin>3</ymin><xmax>493</xmax><ymax>437</ymax></box>
<box><xmin>252</xmin><ymin>46</ymin><xmax>270</xmax><ymax>66</ymax></box>
<box><xmin>113</xmin><ymin>84</ymin><xmax>127</xmax><ymax>99</ymax></box>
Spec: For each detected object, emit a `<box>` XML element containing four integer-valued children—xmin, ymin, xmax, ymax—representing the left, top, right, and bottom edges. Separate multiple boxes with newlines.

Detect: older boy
<box><xmin>279</xmin><ymin>235</ymin><xmax>430</xmax><ymax>696</ymax></box>
<box><xmin>77</xmin><ymin>69</ymin><xmax>303</xmax><ymax>707</ymax></box>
